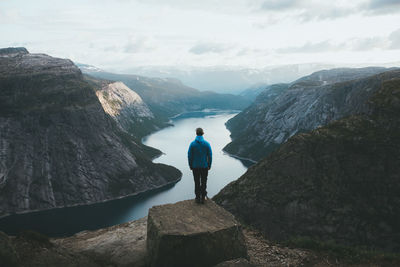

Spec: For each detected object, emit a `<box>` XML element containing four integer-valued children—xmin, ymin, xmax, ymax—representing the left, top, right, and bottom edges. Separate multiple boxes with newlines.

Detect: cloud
<box><xmin>189</xmin><ymin>42</ymin><xmax>232</xmax><ymax>55</ymax></box>
<box><xmin>124</xmin><ymin>37</ymin><xmax>153</xmax><ymax>54</ymax></box>
<box><xmin>260</xmin><ymin>0</ymin><xmax>300</xmax><ymax>10</ymax></box>
<box><xmin>297</xmin><ymin>7</ymin><xmax>353</xmax><ymax>22</ymax></box>
<box><xmin>236</xmin><ymin>48</ymin><xmax>267</xmax><ymax>57</ymax></box>
<box><xmin>389</xmin><ymin>28</ymin><xmax>400</xmax><ymax>49</ymax></box>
<box><xmin>275</xmin><ymin>33</ymin><xmax>398</xmax><ymax>54</ymax></box>
<box><xmin>256</xmin><ymin>0</ymin><xmax>356</xmax><ymax>21</ymax></box>
<box><xmin>257</xmin><ymin>0</ymin><xmax>400</xmax><ymax>22</ymax></box>
<box><xmin>104</xmin><ymin>45</ymin><xmax>117</xmax><ymax>52</ymax></box>
<box><xmin>366</xmin><ymin>0</ymin><xmax>400</xmax><ymax>14</ymax></box>
<box><xmin>276</xmin><ymin>41</ymin><xmax>344</xmax><ymax>53</ymax></box>
<box><xmin>133</xmin><ymin>0</ymin><xmax>251</xmax><ymax>15</ymax></box>
<box><xmin>236</xmin><ymin>48</ymin><xmax>250</xmax><ymax>56</ymax></box>
<box><xmin>350</xmin><ymin>37</ymin><xmax>387</xmax><ymax>51</ymax></box>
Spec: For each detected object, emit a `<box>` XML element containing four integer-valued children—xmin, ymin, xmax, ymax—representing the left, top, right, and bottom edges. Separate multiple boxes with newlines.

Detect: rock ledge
<box><xmin>147</xmin><ymin>199</ymin><xmax>248</xmax><ymax>267</ymax></box>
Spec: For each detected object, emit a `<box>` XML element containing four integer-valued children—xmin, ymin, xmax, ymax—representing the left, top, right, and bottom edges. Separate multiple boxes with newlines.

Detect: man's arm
<box><xmin>188</xmin><ymin>143</ymin><xmax>193</xmax><ymax>170</ymax></box>
<box><xmin>207</xmin><ymin>142</ymin><xmax>212</xmax><ymax>170</ymax></box>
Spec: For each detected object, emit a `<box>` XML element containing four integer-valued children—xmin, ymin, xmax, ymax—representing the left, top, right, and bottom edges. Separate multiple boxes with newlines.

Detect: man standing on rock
<box><xmin>188</xmin><ymin>127</ymin><xmax>212</xmax><ymax>204</ymax></box>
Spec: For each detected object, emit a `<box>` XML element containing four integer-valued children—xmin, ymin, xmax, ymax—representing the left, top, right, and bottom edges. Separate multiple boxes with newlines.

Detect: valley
<box><xmin>0</xmin><ymin>47</ymin><xmax>399</xmax><ymax>266</ymax></box>
<box><xmin>0</xmin><ymin>48</ymin><xmax>181</xmax><ymax>218</ymax></box>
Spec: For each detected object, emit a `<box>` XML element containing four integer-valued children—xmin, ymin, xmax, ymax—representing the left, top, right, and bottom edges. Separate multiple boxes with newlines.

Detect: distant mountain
<box><xmin>81</xmin><ymin>70</ymin><xmax>251</xmax><ymax>120</ymax></box>
<box><xmin>239</xmin><ymin>82</ymin><xmax>269</xmax><ymax>102</ymax></box>
<box><xmin>0</xmin><ymin>48</ymin><xmax>181</xmax><ymax>217</ymax></box>
<box><xmin>76</xmin><ymin>63</ymin><xmax>103</xmax><ymax>73</ymax></box>
<box><xmin>122</xmin><ymin>63</ymin><xmax>335</xmax><ymax>94</ymax></box>
<box><xmin>224</xmin><ymin>67</ymin><xmax>394</xmax><ymax>162</ymax></box>
<box><xmin>291</xmin><ymin>67</ymin><xmax>392</xmax><ymax>87</ymax></box>
<box><xmin>215</xmin><ymin>69</ymin><xmax>400</xmax><ymax>251</ymax></box>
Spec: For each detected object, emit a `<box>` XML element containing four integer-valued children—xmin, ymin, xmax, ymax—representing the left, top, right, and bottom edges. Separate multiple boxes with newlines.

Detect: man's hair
<box><xmin>196</xmin><ymin>127</ymin><xmax>204</xmax><ymax>136</ymax></box>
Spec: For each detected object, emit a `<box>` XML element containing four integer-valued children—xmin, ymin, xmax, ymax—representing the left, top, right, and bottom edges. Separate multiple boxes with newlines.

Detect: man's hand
<box><xmin>208</xmin><ymin>167</ymin><xmax>211</xmax><ymax>170</ymax></box>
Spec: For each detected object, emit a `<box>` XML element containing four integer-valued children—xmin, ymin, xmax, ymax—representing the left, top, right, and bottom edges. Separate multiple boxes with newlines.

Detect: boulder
<box><xmin>147</xmin><ymin>199</ymin><xmax>248</xmax><ymax>267</ymax></box>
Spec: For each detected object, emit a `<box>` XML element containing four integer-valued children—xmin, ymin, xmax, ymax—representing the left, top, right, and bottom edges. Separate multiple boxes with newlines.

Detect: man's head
<box><xmin>196</xmin><ymin>127</ymin><xmax>204</xmax><ymax>136</ymax></box>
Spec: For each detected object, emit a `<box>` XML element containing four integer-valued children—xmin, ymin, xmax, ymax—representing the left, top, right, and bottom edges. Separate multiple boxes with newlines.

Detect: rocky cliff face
<box><xmin>96</xmin><ymin>81</ymin><xmax>153</xmax><ymax>119</ymax></box>
<box><xmin>0</xmin><ymin>48</ymin><xmax>181</xmax><ymax>217</ymax></box>
<box><xmin>214</xmin><ymin>69</ymin><xmax>400</xmax><ymax>251</ymax></box>
<box><xmin>85</xmin><ymin>76</ymin><xmax>167</xmax><ymax>141</ymax></box>
<box><xmin>224</xmin><ymin>67</ymin><xmax>394</xmax><ymax>161</ymax></box>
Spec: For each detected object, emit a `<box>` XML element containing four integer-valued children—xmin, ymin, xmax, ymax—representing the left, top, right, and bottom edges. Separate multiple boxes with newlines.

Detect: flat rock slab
<box><xmin>54</xmin><ymin>217</ymin><xmax>147</xmax><ymax>267</ymax></box>
<box><xmin>147</xmin><ymin>199</ymin><xmax>248</xmax><ymax>267</ymax></box>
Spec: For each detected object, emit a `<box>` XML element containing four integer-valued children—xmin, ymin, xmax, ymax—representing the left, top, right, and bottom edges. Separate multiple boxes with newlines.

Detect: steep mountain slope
<box><xmin>83</xmin><ymin>71</ymin><xmax>251</xmax><ymax>119</ymax></box>
<box><xmin>84</xmin><ymin>76</ymin><xmax>168</xmax><ymax>141</ymax></box>
<box><xmin>214</xmin><ymin>69</ymin><xmax>400</xmax><ymax>251</ymax></box>
<box><xmin>0</xmin><ymin>48</ymin><xmax>181</xmax><ymax>217</ymax></box>
<box><xmin>224</xmin><ymin>67</ymin><xmax>394</xmax><ymax>162</ymax></box>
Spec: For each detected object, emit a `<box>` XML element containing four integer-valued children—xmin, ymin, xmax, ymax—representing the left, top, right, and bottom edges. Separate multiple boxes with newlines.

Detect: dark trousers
<box><xmin>193</xmin><ymin>168</ymin><xmax>208</xmax><ymax>199</ymax></box>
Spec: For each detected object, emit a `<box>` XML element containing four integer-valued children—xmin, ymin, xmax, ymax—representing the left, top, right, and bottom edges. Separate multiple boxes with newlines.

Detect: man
<box><xmin>188</xmin><ymin>127</ymin><xmax>212</xmax><ymax>204</ymax></box>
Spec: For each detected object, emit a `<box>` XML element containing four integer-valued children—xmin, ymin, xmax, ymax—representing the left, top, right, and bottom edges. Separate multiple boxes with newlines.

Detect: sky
<box><xmin>1</xmin><ymin>0</ymin><xmax>400</xmax><ymax>71</ymax></box>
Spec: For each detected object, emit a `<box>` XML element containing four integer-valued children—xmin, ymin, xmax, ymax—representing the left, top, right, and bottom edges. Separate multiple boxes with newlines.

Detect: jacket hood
<box><xmin>195</xmin><ymin>135</ymin><xmax>204</xmax><ymax>143</ymax></box>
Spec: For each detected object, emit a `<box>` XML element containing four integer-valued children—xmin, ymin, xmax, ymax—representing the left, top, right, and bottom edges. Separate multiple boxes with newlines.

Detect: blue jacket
<box><xmin>188</xmin><ymin>135</ymin><xmax>212</xmax><ymax>169</ymax></box>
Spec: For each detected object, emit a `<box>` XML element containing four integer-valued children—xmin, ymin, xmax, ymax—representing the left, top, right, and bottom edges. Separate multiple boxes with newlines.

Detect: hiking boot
<box><xmin>195</xmin><ymin>197</ymin><xmax>200</xmax><ymax>204</ymax></box>
<box><xmin>200</xmin><ymin>196</ymin><xmax>205</xmax><ymax>204</ymax></box>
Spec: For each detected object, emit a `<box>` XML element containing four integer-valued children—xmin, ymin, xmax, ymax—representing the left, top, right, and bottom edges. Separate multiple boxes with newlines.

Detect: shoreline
<box><xmin>222</xmin><ymin>149</ymin><xmax>257</xmax><ymax>165</ymax></box>
<box><xmin>0</xmin><ymin>175</ymin><xmax>181</xmax><ymax>221</ymax></box>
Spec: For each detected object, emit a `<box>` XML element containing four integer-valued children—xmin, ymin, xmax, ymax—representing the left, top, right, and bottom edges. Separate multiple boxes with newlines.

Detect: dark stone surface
<box><xmin>0</xmin><ymin>47</ymin><xmax>28</xmax><ymax>56</ymax></box>
<box><xmin>147</xmin><ymin>199</ymin><xmax>248</xmax><ymax>267</ymax></box>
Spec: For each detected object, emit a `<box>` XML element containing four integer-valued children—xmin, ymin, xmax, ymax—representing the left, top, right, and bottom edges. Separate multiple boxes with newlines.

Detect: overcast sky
<box><xmin>1</xmin><ymin>0</ymin><xmax>400</xmax><ymax>71</ymax></box>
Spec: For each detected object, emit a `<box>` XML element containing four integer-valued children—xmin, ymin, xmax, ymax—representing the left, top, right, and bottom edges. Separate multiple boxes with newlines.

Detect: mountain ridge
<box><xmin>214</xmin><ymin>69</ymin><xmax>400</xmax><ymax>251</ymax></box>
<box><xmin>81</xmin><ymin>69</ymin><xmax>252</xmax><ymax>120</ymax></box>
<box><xmin>0</xmin><ymin>48</ymin><xmax>181</xmax><ymax>217</ymax></box>
<box><xmin>224</xmin><ymin>67</ymin><xmax>397</xmax><ymax>162</ymax></box>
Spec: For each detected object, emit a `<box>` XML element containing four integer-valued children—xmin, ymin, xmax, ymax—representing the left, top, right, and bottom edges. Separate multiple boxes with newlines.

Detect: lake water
<box><xmin>0</xmin><ymin>110</ymin><xmax>248</xmax><ymax>237</ymax></box>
